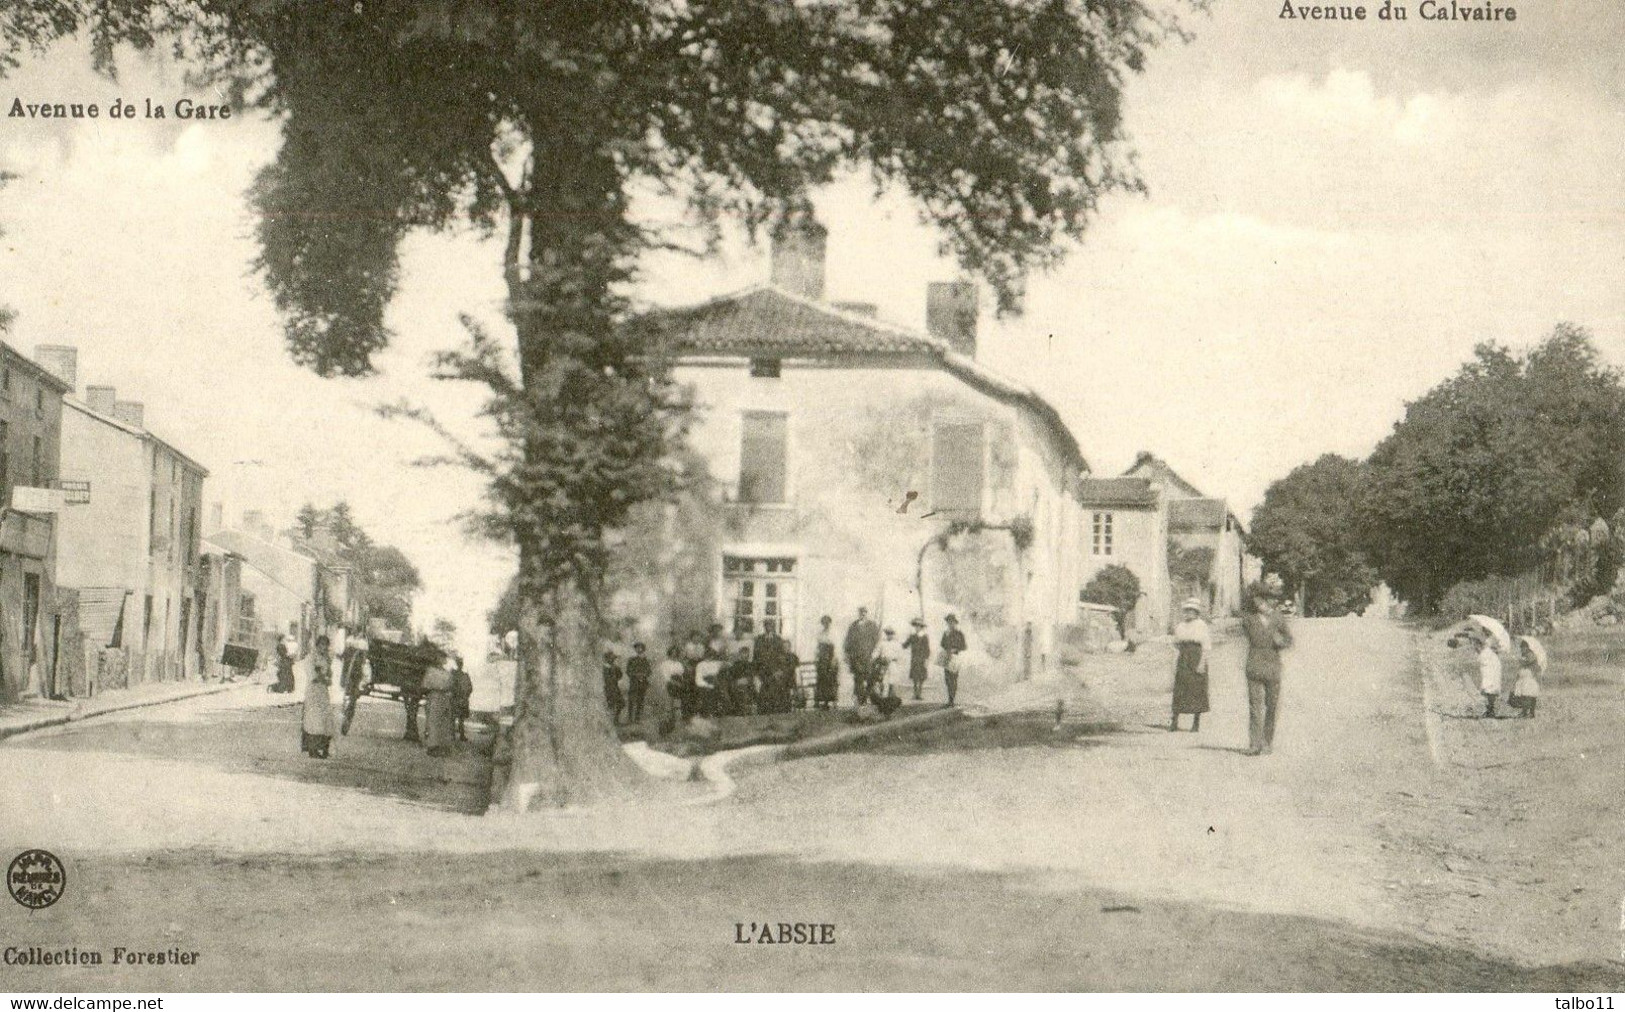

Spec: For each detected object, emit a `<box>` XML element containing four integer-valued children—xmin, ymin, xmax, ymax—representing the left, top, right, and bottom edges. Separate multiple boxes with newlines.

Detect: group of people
<box><xmin>293</xmin><ymin>631</ymin><xmax>474</xmax><ymax>761</ymax></box>
<box><xmin>816</xmin><ymin>608</ymin><xmax>966</xmax><ymax>710</ymax></box>
<box><xmin>1166</xmin><ymin>578</ymin><xmax>1295</xmax><ymax>756</ymax></box>
<box><xmin>601</xmin><ymin>609</ymin><xmax>971</xmax><ymax>724</ymax></box>
<box><xmin>1461</xmin><ymin>625</ymin><xmax>1545</xmax><ymax>719</ymax></box>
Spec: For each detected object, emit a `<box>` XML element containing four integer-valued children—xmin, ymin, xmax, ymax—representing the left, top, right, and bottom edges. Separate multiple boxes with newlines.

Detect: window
<box><xmin>168</xmin><ymin>499</ymin><xmax>177</xmax><ymax>561</ymax></box>
<box><xmin>149</xmin><ymin>489</ymin><xmax>159</xmax><ymax>549</ymax></box>
<box><xmin>738</xmin><ymin>411</ymin><xmax>788</xmax><ymax>504</ymax></box>
<box><xmin>930</xmin><ymin>422</ymin><xmax>985</xmax><ymax>520</ymax></box>
<box><xmin>34</xmin><ymin>387</ymin><xmax>43</xmax><ymax>416</ymax></box>
<box><xmin>30</xmin><ymin>436</ymin><xmax>41</xmax><ymax>486</ymax></box>
<box><xmin>0</xmin><ymin>420</ymin><xmax>10</xmax><ymax>492</ymax></box>
<box><xmin>2</xmin><ymin>367</ymin><xmax>11</xmax><ymax>396</ymax></box>
<box><xmin>722</xmin><ymin>556</ymin><xmax>797</xmax><ymax>641</ymax></box>
<box><xmin>186</xmin><ymin>507</ymin><xmax>198</xmax><ymax>564</ymax></box>
<box><xmin>1091</xmin><ymin>512</ymin><xmax>1114</xmax><ymax>556</ymax></box>
<box><xmin>749</xmin><ymin>357</ymin><xmax>782</xmax><ymax>378</ymax></box>
<box><xmin>142</xmin><ymin>594</ymin><xmax>154</xmax><ymax>651</ymax></box>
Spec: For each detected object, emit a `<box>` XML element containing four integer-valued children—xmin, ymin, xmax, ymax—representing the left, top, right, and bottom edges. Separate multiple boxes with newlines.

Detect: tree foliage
<box><xmin>1360</xmin><ymin>325</ymin><xmax>1625</xmax><ymax>611</ymax></box>
<box><xmin>1249</xmin><ymin>454</ymin><xmax>1375</xmax><ymax>617</ymax></box>
<box><xmin>6</xmin><ymin>0</ymin><xmax>1198</xmax><ymax>806</ymax></box>
<box><xmin>1081</xmin><ymin>564</ymin><xmax>1141</xmax><ymax>635</ymax></box>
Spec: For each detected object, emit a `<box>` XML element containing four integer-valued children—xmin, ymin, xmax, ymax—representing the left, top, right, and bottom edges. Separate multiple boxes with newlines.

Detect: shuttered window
<box><xmin>738</xmin><ymin>411</ymin><xmax>788</xmax><ymax>504</ymax></box>
<box><xmin>932</xmin><ymin>422</ymin><xmax>984</xmax><ymax>520</ymax></box>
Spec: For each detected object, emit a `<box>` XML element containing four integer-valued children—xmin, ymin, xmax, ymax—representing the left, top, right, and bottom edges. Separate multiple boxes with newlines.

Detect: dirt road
<box><xmin>0</xmin><ymin>619</ymin><xmax>1619</xmax><ymax>990</ymax></box>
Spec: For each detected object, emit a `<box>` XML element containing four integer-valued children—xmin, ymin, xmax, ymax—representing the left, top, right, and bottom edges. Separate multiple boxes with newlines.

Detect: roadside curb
<box><xmin>0</xmin><ymin>681</ymin><xmax>247</xmax><ymax>742</ymax></box>
<box><xmin>687</xmin><ymin>705</ymin><xmax>967</xmax><ymax>805</ymax></box>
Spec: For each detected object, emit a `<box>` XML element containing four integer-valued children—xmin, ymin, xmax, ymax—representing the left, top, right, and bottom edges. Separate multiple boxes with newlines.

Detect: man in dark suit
<box><xmin>1241</xmin><ymin>582</ymin><xmax>1293</xmax><ymax>755</ymax></box>
<box><xmin>843</xmin><ymin>607</ymin><xmax>880</xmax><ymax>706</ymax></box>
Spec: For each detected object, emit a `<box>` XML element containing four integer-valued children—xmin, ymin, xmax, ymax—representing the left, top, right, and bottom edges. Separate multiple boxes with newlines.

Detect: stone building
<box><xmin>1078</xmin><ymin>452</ymin><xmax>1256</xmax><ymax>635</ymax></box>
<box><xmin>0</xmin><ymin>343</ymin><xmax>68</xmax><ymax>701</ymax></box>
<box><xmin>44</xmin><ymin>347</ymin><xmax>210</xmax><ymax>692</ymax></box>
<box><xmin>616</xmin><ymin>225</ymin><xmax>1091</xmax><ymax>690</ymax></box>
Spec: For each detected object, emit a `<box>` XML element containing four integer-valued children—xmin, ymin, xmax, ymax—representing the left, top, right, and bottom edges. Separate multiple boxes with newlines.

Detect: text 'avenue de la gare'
<box><xmin>1279</xmin><ymin>1</ymin><xmax>1518</xmax><ymax>20</ymax></box>
<box><xmin>6</xmin><ymin>97</ymin><xmax>232</xmax><ymax>120</ymax></box>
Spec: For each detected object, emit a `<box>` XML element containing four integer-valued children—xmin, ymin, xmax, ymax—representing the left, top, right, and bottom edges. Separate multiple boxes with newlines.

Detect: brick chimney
<box><xmin>112</xmin><ymin>400</ymin><xmax>145</xmax><ymax>429</ymax></box>
<box><xmin>85</xmin><ymin>385</ymin><xmax>117</xmax><ymax>416</ymax></box>
<box><xmin>926</xmin><ymin>281</ymin><xmax>978</xmax><ymax>357</ymax></box>
<box><xmin>770</xmin><ymin>211</ymin><xmax>827</xmax><ymax>301</ymax></box>
<box><xmin>34</xmin><ymin>345</ymin><xmax>77</xmax><ymax>392</ymax></box>
<box><xmin>207</xmin><ymin>501</ymin><xmax>224</xmax><ymax>536</ymax></box>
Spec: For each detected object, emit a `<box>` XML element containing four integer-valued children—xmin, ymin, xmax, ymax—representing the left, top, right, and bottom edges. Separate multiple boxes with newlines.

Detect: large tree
<box><xmin>1249</xmin><ymin>454</ymin><xmax>1375</xmax><ymax>617</ymax></box>
<box><xmin>7</xmin><ymin>0</ymin><xmax>1196</xmax><ymax>808</ymax></box>
<box><xmin>290</xmin><ymin>501</ymin><xmax>423</xmax><ymax>631</ymax></box>
<box><xmin>1361</xmin><ymin>325</ymin><xmax>1625</xmax><ymax>611</ymax></box>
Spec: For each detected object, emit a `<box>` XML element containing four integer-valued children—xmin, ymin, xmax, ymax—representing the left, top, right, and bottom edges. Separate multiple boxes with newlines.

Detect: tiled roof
<box><xmin>649</xmin><ymin>285</ymin><xmax>1089</xmax><ymax>475</ymax></box>
<box><xmin>653</xmin><ymin>286</ymin><xmax>943</xmax><ymax>357</ymax></box>
<box><xmin>1169</xmin><ymin>497</ymin><xmax>1229</xmax><ymax>529</ymax></box>
<box><xmin>1078</xmin><ymin>477</ymin><xmax>1158</xmax><ymax>507</ymax></box>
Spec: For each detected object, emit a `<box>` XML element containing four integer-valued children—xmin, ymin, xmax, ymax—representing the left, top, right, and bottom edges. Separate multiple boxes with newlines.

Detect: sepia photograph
<box><xmin>0</xmin><ymin>0</ymin><xmax>1622</xmax><ymax>996</ymax></box>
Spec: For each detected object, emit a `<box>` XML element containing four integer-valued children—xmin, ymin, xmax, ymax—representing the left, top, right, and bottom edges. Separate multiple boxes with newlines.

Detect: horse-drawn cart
<box><xmin>358</xmin><ymin>638</ymin><xmax>445</xmax><ymax>741</ymax></box>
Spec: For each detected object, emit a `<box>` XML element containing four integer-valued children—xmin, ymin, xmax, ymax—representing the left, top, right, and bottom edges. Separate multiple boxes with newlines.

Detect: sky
<box><xmin>1</xmin><ymin>3</ymin><xmax>1622</xmax><ymax>653</ymax></box>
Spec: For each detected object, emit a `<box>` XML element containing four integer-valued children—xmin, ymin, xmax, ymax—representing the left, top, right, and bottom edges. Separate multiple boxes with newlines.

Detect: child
<box><xmin>1509</xmin><ymin>635</ymin><xmax>1544</xmax><ymax>718</ymax></box>
<box><xmin>1473</xmin><ymin>631</ymin><xmax>1502</xmax><ymax>718</ymax></box>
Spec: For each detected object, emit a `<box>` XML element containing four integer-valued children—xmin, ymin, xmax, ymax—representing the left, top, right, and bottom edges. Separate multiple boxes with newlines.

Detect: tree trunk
<box><xmin>498</xmin><ymin>575</ymin><xmax>642</xmax><ymax>811</ymax></box>
<box><xmin>493</xmin><ymin>138</ymin><xmax>648</xmax><ymax>811</ymax></box>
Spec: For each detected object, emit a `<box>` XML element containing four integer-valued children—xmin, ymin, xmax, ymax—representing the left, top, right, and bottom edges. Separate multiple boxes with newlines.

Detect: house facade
<box><xmin>616</xmin><ymin>226</ymin><xmax>1090</xmax><ymax>689</ymax></box>
<box><xmin>0</xmin><ymin>344</ymin><xmax>68</xmax><ymax>701</ymax></box>
<box><xmin>47</xmin><ymin>349</ymin><xmax>210</xmax><ymax>691</ymax></box>
<box><xmin>1079</xmin><ymin>451</ymin><xmax>1256</xmax><ymax>635</ymax></box>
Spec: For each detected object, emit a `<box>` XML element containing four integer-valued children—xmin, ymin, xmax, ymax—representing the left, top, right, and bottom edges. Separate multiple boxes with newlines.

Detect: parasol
<box><xmin>1467</xmin><ymin>614</ymin><xmax>1513</xmax><ymax>652</ymax></box>
<box><xmin>1518</xmin><ymin>634</ymin><xmax>1548</xmax><ymax>671</ymax></box>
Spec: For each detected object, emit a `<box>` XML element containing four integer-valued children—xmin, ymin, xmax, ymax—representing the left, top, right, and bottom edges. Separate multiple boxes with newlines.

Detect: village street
<box><xmin>0</xmin><ymin>619</ymin><xmax>1619</xmax><ymax>991</ymax></box>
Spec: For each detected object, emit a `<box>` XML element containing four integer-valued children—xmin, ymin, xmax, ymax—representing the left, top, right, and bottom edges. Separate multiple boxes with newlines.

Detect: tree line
<box><xmin>1249</xmin><ymin>324</ymin><xmax>1625</xmax><ymax>620</ymax></box>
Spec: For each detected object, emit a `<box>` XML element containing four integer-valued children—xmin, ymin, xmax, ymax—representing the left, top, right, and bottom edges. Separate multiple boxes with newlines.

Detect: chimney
<box><xmin>832</xmin><ymin>301</ymin><xmax>878</xmax><ymax>319</ymax></box>
<box><xmin>34</xmin><ymin>345</ymin><xmax>77</xmax><ymax>392</ymax></box>
<box><xmin>926</xmin><ymin>281</ymin><xmax>978</xmax><ymax>357</ymax></box>
<box><xmin>207</xmin><ymin>501</ymin><xmax>224</xmax><ymax>535</ymax></box>
<box><xmin>112</xmin><ymin>400</ymin><xmax>145</xmax><ymax>429</ymax></box>
<box><xmin>242</xmin><ymin>510</ymin><xmax>269</xmax><ymax>537</ymax></box>
<box><xmin>769</xmin><ymin>211</ymin><xmax>827</xmax><ymax>301</ymax></box>
<box><xmin>85</xmin><ymin>385</ymin><xmax>117</xmax><ymax>416</ymax></box>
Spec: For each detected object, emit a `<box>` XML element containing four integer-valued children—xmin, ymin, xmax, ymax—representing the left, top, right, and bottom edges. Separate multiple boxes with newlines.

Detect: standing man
<box><xmin>1241</xmin><ymin>582</ymin><xmax>1294</xmax><ymax>756</ymax></box>
<box><xmin>843</xmin><ymin>606</ymin><xmax>880</xmax><ymax>707</ymax></box>
<box><xmin>903</xmin><ymin>617</ymin><xmax>931</xmax><ymax>701</ymax></box>
<box><xmin>625</xmin><ymin>642</ymin><xmax>652</xmax><ymax>723</ymax></box>
<box><xmin>940</xmin><ymin>614</ymin><xmax>967</xmax><ymax>707</ymax></box>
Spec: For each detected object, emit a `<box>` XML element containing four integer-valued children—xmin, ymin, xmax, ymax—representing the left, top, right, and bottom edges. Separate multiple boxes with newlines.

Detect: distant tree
<box><xmin>294</xmin><ymin>503</ymin><xmax>321</xmax><ymax>539</ymax></box>
<box><xmin>430</xmin><ymin>617</ymin><xmax>458</xmax><ymax>649</ymax></box>
<box><xmin>6</xmin><ymin>1</ymin><xmax>1199</xmax><ymax>808</ymax></box>
<box><xmin>1361</xmin><ymin>325</ymin><xmax>1625</xmax><ymax>611</ymax></box>
<box><xmin>1250</xmin><ymin>454</ymin><xmax>1376</xmax><ymax>617</ymax></box>
<box><xmin>1082</xmin><ymin>564</ymin><xmax>1142</xmax><ymax>637</ymax></box>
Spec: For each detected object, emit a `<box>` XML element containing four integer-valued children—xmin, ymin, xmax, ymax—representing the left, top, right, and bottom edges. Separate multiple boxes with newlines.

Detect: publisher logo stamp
<box><xmin>8</xmin><ymin>850</ymin><xmax>66</xmax><ymax>909</ymax></box>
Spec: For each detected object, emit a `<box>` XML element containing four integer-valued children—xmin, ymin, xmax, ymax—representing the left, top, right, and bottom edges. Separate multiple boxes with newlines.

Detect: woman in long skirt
<box><xmin>1170</xmin><ymin>598</ymin><xmax>1211</xmax><ymax>732</ymax></box>
<box><xmin>813</xmin><ymin>615</ymin><xmax>838</xmax><ymax>710</ymax></box>
<box><xmin>301</xmin><ymin>635</ymin><xmax>337</xmax><ymax>758</ymax></box>
<box><xmin>422</xmin><ymin>653</ymin><xmax>458</xmax><ymax>757</ymax></box>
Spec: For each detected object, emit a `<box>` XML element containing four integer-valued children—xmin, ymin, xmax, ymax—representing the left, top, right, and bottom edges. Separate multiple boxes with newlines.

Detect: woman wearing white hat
<box><xmin>1170</xmin><ymin>598</ymin><xmax>1211</xmax><ymax>732</ymax></box>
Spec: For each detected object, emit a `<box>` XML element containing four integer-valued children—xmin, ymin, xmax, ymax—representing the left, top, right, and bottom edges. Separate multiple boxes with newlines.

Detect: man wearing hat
<box><xmin>940</xmin><ymin>614</ymin><xmax>967</xmax><ymax>706</ymax></box>
<box><xmin>902</xmin><ymin>617</ymin><xmax>931</xmax><ymax>701</ymax></box>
